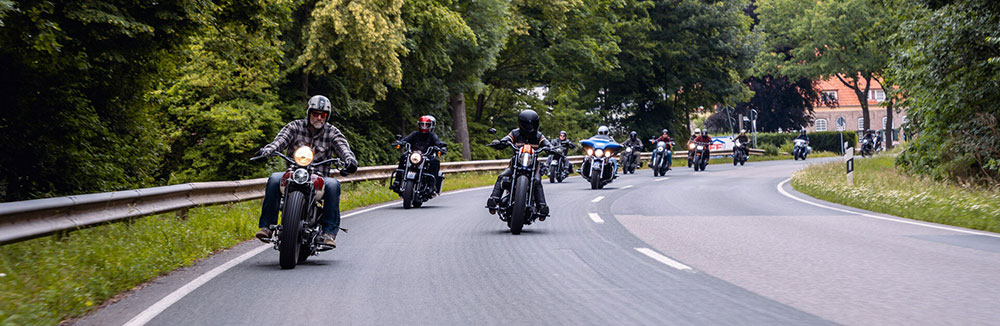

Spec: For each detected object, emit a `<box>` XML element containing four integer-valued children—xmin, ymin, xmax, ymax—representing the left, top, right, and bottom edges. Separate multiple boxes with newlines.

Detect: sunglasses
<box><xmin>310</xmin><ymin>111</ymin><xmax>328</xmax><ymax>119</ymax></box>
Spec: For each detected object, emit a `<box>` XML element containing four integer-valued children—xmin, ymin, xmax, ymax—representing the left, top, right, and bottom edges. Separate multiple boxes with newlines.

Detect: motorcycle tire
<box><xmin>279</xmin><ymin>191</ymin><xmax>306</xmax><ymax>269</ymax></box>
<box><xmin>549</xmin><ymin>167</ymin><xmax>556</xmax><ymax>183</ymax></box>
<box><xmin>591</xmin><ymin>171</ymin><xmax>601</xmax><ymax>189</ymax></box>
<box><xmin>402</xmin><ymin>180</ymin><xmax>415</xmax><ymax>209</ymax></box>
<box><xmin>733</xmin><ymin>158</ymin><xmax>738</xmax><ymax>166</ymax></box>
<box><xmin>510</xmin><ymin>175</ymin><xmax>529</xmax><ymax>234</ymax></box>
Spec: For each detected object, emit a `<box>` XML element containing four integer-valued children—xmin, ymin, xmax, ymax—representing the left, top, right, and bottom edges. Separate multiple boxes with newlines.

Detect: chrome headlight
<box><xmin>292</xmin><ymin>168</ymin><xmax>310</xmax><ymax>184</ymax></box>
<box><xmin>294</xmin><ymin>146</ymin><xmax>314</xmax><ymax>166</ymax></box>
<box><xmin>604</xmin><ymin>150</ymin><xmax>613</xmax><ymax>158</ymax></box>
<box><xmin>594</xmin><ymin>149</ymin><xmax>604</xmax><ymax>157</ymax></box>
<box><xmin>586</xmin><ymin>148</ymin><xmax>594</xmax><ymax>156</ymax></box>
<box><xmin>696</xmin><ymin>145</ymin><xmax>704</xmax><ymax>150</ymax></box>
<box><xmin>409</xmin><ymin>152</ymin><xmax>423</xmax><ymax>165</ymax></box>
<box><xmin>657</xmin><ymin>147</ymin><xmax>664</xmax><ymax>152</ymax></box>
<box><xmin>626</xmin><ymin>147</ymin><xmax>632</xmax><ymax>153</ymax></box>
<box><xmin>688</xmin><ymin>143</ymin><xmax>696</xmax><ymax>150</ymax></box>
<box><xmin>520</xmin><ymin>153</ymin><xmax>531</xmax><ymax>167</ymax></box>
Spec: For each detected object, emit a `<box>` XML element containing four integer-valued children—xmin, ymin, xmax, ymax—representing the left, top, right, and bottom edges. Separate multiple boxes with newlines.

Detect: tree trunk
<box><xmin>885</xmin><ymin>100</ymin><xmax>894</xmax><ymax>150</ymax></box>
<box><xmin>301</xmin><ymin>71</ymin><xmax>309</xmax><ymax>97</ymax></box>
<box><xmin>474</xmin><ymin>92</ymin><xmax>486</xmax><ymax>122</ymax></box>
<box><xmin>450</xmin><ymin>93</ymin><xmax>472</xmax><ymax>160</ymax></box>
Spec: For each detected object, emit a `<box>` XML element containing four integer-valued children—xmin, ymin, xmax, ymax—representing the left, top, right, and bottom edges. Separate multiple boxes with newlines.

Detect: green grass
<box><xmin>791</xmin><ymin>154</ymin><xmax>1000</xmax><ymax>233</ymax></box>
<box><xmin>0</xmin><ymin>172</ymin><xmax>498</xmax><ymax>325</ymax></box>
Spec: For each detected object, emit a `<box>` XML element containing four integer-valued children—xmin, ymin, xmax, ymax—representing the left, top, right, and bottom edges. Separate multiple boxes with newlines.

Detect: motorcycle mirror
<box><xmin>488</xmin><ymin>128</ymin><xmax>497</xmax><ymax>135</ymax></box>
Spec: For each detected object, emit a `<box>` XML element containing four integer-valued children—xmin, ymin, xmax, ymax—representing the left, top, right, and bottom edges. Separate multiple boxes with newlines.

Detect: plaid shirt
<box><xmin>263</xmin><ymin>119</ymin><xmax>357</xmax><ymax>176</ymax></box>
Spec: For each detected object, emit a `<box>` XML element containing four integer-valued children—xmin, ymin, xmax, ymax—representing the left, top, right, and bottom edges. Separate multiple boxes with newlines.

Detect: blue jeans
<box><xmin>259</xmin><ymin>172</ymin><xmax>342</xmax><ymax>234</ymax></box>
<box><xmin>651</xmin><ymin>150</ymin><xmax>673</xmax><ymax>167</ymax></box>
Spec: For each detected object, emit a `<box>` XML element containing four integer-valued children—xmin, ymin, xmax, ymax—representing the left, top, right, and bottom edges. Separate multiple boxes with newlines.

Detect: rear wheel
<box><xmin>402</xmin><ymin>180</ymin><xmax>414</xmax><ymax>209</ymax></box>
<box><xmin>279</xmin><ymin>191</ymin><xmax>306</xmax><ymax>269</ymax></box>
<box><xmin>510</xmin><ymin>175</ymin><xmax>529</xmax><ymax>234</ymax></box>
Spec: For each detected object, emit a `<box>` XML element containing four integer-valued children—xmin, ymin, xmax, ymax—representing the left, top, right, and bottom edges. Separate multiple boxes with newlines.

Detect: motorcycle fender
<box><xmin>592</xmin><ymin>160</ymin><xmax>603</xmax><ymax>170</ymax></box>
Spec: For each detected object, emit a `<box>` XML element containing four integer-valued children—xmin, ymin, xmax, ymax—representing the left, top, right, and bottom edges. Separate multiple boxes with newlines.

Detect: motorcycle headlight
<box><xmin>409</xmin><ymin>152</ymin><xmax>423</xmax><ymax>164</ymax></box>
<box><xmin>595</xmin><ymin>149</ymin><xmax>604</xmax><ymax>157</ymax></box>
<box><xmin>626</xmin><ymin>147</ymin><xmax>632</xmax><ymax>152</ymax></box>
<box><xmin>697</xmin><ymin>145</ymin><xmax>704</xmax><ymax>150</ymax></box>
<box><xmin>657</xmin><ymin>147</ymin><xmax>664</xmax><ymax>152</ymax></box>
<box><xmin>604</xmin><ymin>150</ymin><xmax>613</xmax><ymax>158</ymax></box>
<box><xmin>292</xmin><ymin>168</ymin><xmax>310</xmax><ymax>184</ymax></box>
<box><xmin>586</xmin><ymin>148</ymin><xmax>594</xmax><ymax>156</ymax></box>
<box><xmin>688</xmin><ymin>143</ymin><xmax>696</xmax><ymax>150</ymax></box>
<box><xmin>294</xmin><ymin>146</ymin><xmax>314</xmax><ymax>166</ymax></box>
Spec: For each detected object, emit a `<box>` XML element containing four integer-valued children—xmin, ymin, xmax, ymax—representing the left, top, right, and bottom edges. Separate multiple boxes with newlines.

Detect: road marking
<box><xmin>635</xmin><ymin>248</ymin><xmax>692</xmax><ymax>271</ymax></box>
<box><xmin>776</xmin><ymin>178</ymin><xmax>1000</xmax><ymax>239</ymax></box>
<box><xmin>654</xmin><ymin>177</ymin><xmax>669</xmax><ymax>182</ymax></box>
<box><xmin>120</xmin><ymin>185</ymin><xmax>451</xmax><ymax>325</ymax></box>
<box><xmin>591</xmin><ymin>196</ymin><xmax>605</xmax><ymax>203</ymax></box>
<box><xmin>622</xmin><ymin>185</ymin><xmax>633</xmax><ymax>189</ymax></box>
<box><xmin>588</xmin><ymin>213</ymin><xmax>605</xmax><ymax>224</ymax></box>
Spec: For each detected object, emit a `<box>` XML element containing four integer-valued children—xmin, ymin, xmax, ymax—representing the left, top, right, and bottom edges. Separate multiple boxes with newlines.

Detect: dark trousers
<box><xmin>489</xmin><ymin>168</ymin><xmax>546</xmax><ymax>206</ymax></box>
<box><xmin>259</xmin><ymin>172</ymin><xmax>342</xmax><ymax>235</ymax></box>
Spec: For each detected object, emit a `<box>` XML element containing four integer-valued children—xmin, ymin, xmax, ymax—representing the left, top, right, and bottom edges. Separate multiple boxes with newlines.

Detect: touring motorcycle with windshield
<box><xmin>580</xmin><ymin>137</ymin><xmax>621</xmax><ymax>189</ymax></box>
<box><xmin>251</xmin><ymin>146</ymin><xmax>348</xmax><ymax>269</ymax></box>
<box><xmin>793</xmin><ymin>139</ymin><xmax>811</xmax><ymax>160</ymax></box>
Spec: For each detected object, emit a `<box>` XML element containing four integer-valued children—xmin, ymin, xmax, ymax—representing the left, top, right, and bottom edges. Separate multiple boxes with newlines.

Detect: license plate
<box><xmin>406</xmin><ymin>171</ymin><xmax>416</xmax><ymax>179</ymax></box>
<box><xmin>550</xmin><ymin>161</ymin><xmax>558</xmax><ymax>165</ymax></box>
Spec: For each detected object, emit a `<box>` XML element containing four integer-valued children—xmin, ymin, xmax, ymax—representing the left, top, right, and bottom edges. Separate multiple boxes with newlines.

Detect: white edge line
<box><xmin>123</xmin><ymin>185</ymin><xmax>494</xmax><ymax>325</ymax></box>
<box><xmin>622</xmin><ymin>185</ymin><xmax>633</xmax><ymax>189</ymax></box>
<box><xmin>591</xmin><ymin>196</ymin><xmax>605</xmax><ymax>203</ymax></box>
<box><xmin>776</xmin><ymin>178</ymin><xmax>1000</xmax><ymax>239</ymax></box>
<box><xmin>635</xmin><ymin>248</ymin><xmax>692</xmax><ymax>270</ymax></box>
<box><xmin>588</xmin><ymin>213</ymin><xmax>605</xmax><ymax>224</ymax></box>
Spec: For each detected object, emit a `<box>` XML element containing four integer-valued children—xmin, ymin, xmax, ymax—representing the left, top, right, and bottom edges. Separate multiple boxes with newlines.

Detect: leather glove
<box><xmin>342</xmin><ymin>159</ymin><xmax>358</xmax><ymax>176</ymax></box>
<box><xmin>255</xmin><ymin>148</ymin><xmax>273</xmax><ymax>158</ymax></box>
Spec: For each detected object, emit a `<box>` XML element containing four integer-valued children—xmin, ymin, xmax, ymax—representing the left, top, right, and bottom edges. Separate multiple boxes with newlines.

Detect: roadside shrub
<box><xmin>760</xmin><ymin>143</ymin><xmax>780</xmax><ymax>156</ymax></box>
<box><xmin>754</xmin><ymin>131</ymin><xmax>855</xmax><ymax>153</ymax></box>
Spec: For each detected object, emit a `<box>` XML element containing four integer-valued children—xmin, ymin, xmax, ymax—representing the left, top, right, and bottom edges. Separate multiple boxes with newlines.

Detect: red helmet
<box><xmin>418</xmin><ymin>115</ymin><xmax>436</xmax><ymax>133</ymax></box>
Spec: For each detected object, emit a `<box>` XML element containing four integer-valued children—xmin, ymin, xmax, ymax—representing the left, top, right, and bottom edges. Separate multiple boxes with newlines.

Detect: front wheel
<box><xmin>549</xmin><ymin>165</ymin><xmax>556</xmax><ymax>183</ymax></box>
<box><xmin>591</xmin><ymin>169</ymin><xmax>601</xmax><ymax>189</ymax></box>
<box><xmin>510</xmin><ymin>175</ymin><xmax>530</xmax><ymax>234</ymax></box>
<box><xmin>402</xmin><ymin>180</ymin><xmax>414</xmax><ymax>209</ymax></box>
<box><xmin>279</xmin><ymin>191</ymin><xmax>306</xmax><ymax>269</ymax></box>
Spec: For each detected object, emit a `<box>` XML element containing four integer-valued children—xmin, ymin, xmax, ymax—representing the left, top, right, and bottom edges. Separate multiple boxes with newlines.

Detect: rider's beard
<box><xmin>311</xmin><ymin>120</ymin><xmax>324</xmax><ymax>129</ymax></box>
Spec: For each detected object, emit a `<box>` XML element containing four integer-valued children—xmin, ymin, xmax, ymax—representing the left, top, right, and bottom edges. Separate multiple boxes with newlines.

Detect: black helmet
<box><xmin>661</xmin><ymin>129</ymin><xmax>669</xmax><ymax>135</ymax></box>
<box><xmin>306</xmin><ymin>95</ymin><xmax>332</xmax><ymax>121</ymax></box>
<box><xmin>518</xmin><ymin>110</ymin><xmax>539</xmax><ymax>134</ymax></box>
<box><xmin>629</xmin><ymin>131</ymin><xmax>637</xmax><ymax>139</ymax></box>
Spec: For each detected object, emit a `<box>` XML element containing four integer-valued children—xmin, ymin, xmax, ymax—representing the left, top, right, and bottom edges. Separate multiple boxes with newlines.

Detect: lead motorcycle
<box><xmin>622</xmin><ymin>145</ymin><xmax>643</xmax><ymax>174</ymax></box>
<box><xmin>651</xmin><ymin>140</ymin><xmax>673</xmax><ymax>176</ymax></box>
<box><xmin>487</xmin><ymin>128</ymin><xmax>551</xmax><ymax>234</ymax></box>
<box><xmin>580</xmin><ymin>137</ymin><xmax>621</xmax><ymax>189</ymax></box>
<box><xmin>691</xmin><ymin>141</ymin><xmax>710</xmax><ymax>171</ymax></box>
<box><xmin>390</xmin><ymin>137</ymin><xmax>444</xmax><ymax>209</ymax></box>
<box><xmin>251</xmin><ymin>146</ymin><xmax>348</xmax><ymax>269</ymax></box>
<box><xmin>793</xmin><ymin>139</ymin><xmax>811</xmax><ymax>160</ymax></box>
<box><xmin>732</xmin><ymin>139</ymin><xmax>748</xmax><ymax>166</ymax></box>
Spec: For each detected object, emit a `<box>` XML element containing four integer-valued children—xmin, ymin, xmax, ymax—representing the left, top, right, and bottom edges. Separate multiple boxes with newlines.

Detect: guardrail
<box><xmin>0</xmin><ymin>148</ymin><xmax>762</xmax><ymax>245</ymax></box>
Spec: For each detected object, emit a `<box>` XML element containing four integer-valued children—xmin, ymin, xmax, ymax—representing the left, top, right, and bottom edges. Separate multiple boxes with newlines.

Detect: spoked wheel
<box><xmin>279</xmin><ymin>191</ymin><xmax>305</xmax><ymax>269</ymax></box>
<box><xmin>402</xmin><ymin>180</ymin><xmax>414</xmax><ymax>209</ymax></box>
<box><xmin>510</xmin><ymin>175</ymin><xmax>529</xmax><ymax>234</ymax></box>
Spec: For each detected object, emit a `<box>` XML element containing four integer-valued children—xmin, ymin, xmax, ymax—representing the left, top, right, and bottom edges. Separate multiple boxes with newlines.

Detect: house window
<box><xmin>815</xmin><ymin>119</ymin><xmax>828</xmax><ymax>131</ymax></box>
<box><xmin>868</xmin><ymin>89</ymin><xmax>886</xmax><ymax>102</ymax></box>
<box><xmin>821</xmin><ymin>90</ymin><xmax>838</xmax><ymax>104</ymax></box>
<box><xmin>858</xmin><ymin>118</ymin><xmax>865</xmax><ymax>130</ymax></box>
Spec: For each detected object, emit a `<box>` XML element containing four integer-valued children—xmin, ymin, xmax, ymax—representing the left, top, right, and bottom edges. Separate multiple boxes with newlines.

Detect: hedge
<box><xmin>752</xmin><ymin>131</ymin><xmax>856</xmax><ymax>153</ymax></box>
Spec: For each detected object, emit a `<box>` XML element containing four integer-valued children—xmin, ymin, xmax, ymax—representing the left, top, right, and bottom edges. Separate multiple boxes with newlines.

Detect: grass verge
<box><xmin>791</xmin><ymin>154</ymin><xmax>1000</xmax><ymax>233</ymax></box>
<box><xmin>0</xmin><ymin>171</ymin><xmax>498</xmax><ymax>325</ymax></box>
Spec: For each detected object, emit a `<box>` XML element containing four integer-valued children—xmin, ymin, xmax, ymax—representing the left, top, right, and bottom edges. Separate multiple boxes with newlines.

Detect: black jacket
<box><xmin>401</xmin><ymin>131</ymin><xmax>447</xmax><ymax>153</ymax></box>
<box><xmin>795</xmin><ymin>134</ymin><xmax>810</xmax><ymax>141</ymax></box>
<box><xmin>622</xmin><ymin>137</ymin><xmax>643</xmax><ymax>148</ymax></box>
<box><xmin>500</xmin><ymin>128</ymin><xmax>550</xmax><ymax>148</ymax></box>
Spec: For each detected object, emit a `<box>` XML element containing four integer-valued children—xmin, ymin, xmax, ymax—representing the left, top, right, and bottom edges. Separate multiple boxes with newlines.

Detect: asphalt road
<box><xmin>77</xmin><ymin>158</ymin><xmax>1000</xmax><ymax>325</ymax></box>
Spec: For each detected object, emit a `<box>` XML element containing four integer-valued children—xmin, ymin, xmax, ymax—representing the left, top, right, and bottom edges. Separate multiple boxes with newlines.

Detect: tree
<box><xmin>756</xmin><ymin>0</ymin><xmax>890</xmax><ymax>132</ymax></box>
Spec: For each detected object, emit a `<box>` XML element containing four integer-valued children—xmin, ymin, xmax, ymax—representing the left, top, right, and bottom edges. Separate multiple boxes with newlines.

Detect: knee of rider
<box><xmin>324</xmin><ymin>177</ymin><xmax>341</xmax><ymax>196</ymax></box>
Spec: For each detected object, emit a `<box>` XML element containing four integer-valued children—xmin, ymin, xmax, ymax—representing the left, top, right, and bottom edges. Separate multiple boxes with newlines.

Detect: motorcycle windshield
<box><xmin>580</xmin><ymin>137</ymin><xmax>623</xmax><ymax>151</ymax></box>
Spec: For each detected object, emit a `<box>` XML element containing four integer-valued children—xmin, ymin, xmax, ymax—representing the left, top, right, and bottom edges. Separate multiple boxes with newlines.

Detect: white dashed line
<box><xmin>654</xmin><ymin>177</ymin><xmax>669</xmax><ymax>182</ymax></box>
<box><xmin>622</xmin><ymin>185</ymin><xmax>633</xmax><ymax>189</ymax></box>
<box><xmin>588</xmin><ymin>213</ymin><xmax>605</xmax><ymax>224</ymax></box>
<box><xmin>635</xmin><ymin>248</ymin><xmax>692</xmax><ymax>271</ymax></box>
<box><xmin>591</xmin><ymin>196</ymin><xmax>605</xmax><ymax>203</ymax></box>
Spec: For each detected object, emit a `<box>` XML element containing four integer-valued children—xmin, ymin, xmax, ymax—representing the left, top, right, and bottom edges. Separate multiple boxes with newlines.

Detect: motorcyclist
<box><xmin>594</xmin><ymin>125</ymin><xmax>615</xmax><ymax>141</ymax></box>
<box><xmin>735</xmin><ymin>129</ymin><xmax>750</xmax><ymax>145</ymax></box>
<box><xmin>551</xmin><ymin>130</ymin><xmax>577</xmax><ymax>174</ymax></box>
<box><xmin>693</xmin><ymin>129</ymin><xmax>712</xmax><ymax>159</ymax></box>
<box><xmin>254</xmin><ymin>95</ymin><xmax>359</xmax><ymax>248</ymax></box>
<box><xmin>861</xmin><ymin>129</ymin><xmax>875</xmax><ymax>153</ymax></box>
<box><xmin>392</xmin><ymin>115</ymin><xmax>447</xmax><ymax>193</ymax></box>
<box><xmin>486</xmin><ymin>110</ymin><xmax>552</xmax><ymax>218</ymax></box>
<box><xmin>650</xmin><ymin>129</ymin><xmax>674</xmax><ymax>170</ymax></box>
<box><xmin>622</xmin><ymin>131</ymin><xmax>644</xmax><ymax>169</ymax></box>
<box><xmin>795</xmin><ymin>130</ymin><xmax>810</xmax><ymax>142</ymax></box>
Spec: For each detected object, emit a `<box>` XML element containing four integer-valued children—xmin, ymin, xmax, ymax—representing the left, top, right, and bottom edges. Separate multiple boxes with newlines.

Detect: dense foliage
<box><xmin>752</xmin><ymin>131</ymin><xmax>857</xmax><ymax>154</ymax></box>
<box><xmin>0</xmin><ymin>0</ymin><xmax>758</xmax><ymax>201</ymax></box>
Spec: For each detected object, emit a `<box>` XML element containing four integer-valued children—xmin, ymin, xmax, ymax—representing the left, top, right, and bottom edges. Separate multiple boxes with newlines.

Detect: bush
<box><xmin>760</xmin><ymin>143</ymin><xmax>780</xmax><ymax>156</ymax></box>
<box><xmin>752</xmin><ymin>131</ymin><xmax>855</xmax><ymax>153</ymax></box>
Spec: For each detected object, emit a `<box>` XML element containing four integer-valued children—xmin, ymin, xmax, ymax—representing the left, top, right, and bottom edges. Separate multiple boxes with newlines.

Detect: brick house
<box><xmin>805</xmin><ymin>76</ymin><xmax>906</xmax><ymax>141</ymax></box>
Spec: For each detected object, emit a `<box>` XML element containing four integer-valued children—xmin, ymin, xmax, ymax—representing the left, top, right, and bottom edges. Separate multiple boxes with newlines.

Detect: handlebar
<box><xmin>250</xmin><ymin>152</ymin><xmax>345</xmax><ymax>169</ymax></box>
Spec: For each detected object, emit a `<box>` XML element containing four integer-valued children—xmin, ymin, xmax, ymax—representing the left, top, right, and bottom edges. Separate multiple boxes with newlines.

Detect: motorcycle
<box><xmin>651</xmin><ymin>140</ymin><xmax>673</xmax><ymax>176</ymax></box>
<box><xmin>487</xmin><ymin>128</ymin><xmax>551</xmax><ymax>234</ymax></box>
<box><xmin>793</xmin><ymin>139</ymin><xmax>811</xmax><ymax>160</ymax></box>
<box><xmin>391</xmin><ymin>137</ymin><xmax>444</xmax><ymax>209</ymax></box>
<box><xmin>251</xmin><ymin>147</ymin><xmax>347</xmax><ymax>269</ymax></box>
<box><xmin>622</xmin><ymin>145</ymin><xmax>643</xmax><ymax>174</ymax></box>
<box><xmin>732</xmin><ymin>139</ymin><xmax>748</xmax><ymax>166</ymax></box>
<box><xmin>542</xmin><ymin>144</ymin><xmax>571</xmax><ymax>183</ymax></box>
<box><xmin>691</xmin><ymin>142</ymin><xmax>710</xmax><ymax>171</ymax></box>
<box><xmin>874</xmin><ymin>133</ymin><xmax>884</xmax><ymax>154</ymax></box>
<box><xmin>580</xmin><ymin>137</ymin><xmax>621</xmax><ymax>189</ymax></box>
